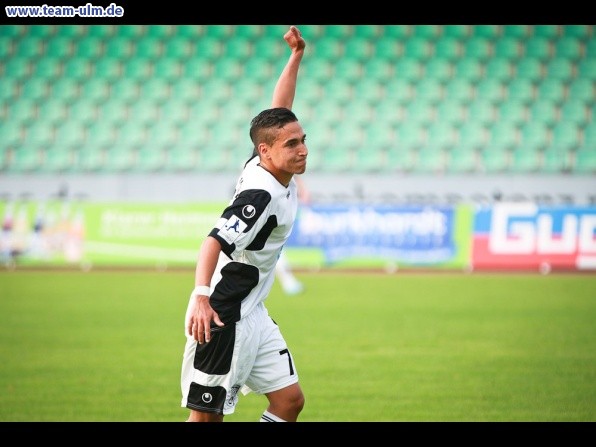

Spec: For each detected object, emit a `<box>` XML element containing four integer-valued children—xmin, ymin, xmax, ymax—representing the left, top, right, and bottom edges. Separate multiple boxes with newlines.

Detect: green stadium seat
<box><xmin>443</xmin><ymin>25</ymin><xmax>470</xmax><ymax>40</ymax></box>
<box><xmin>68</xmin><ymin>99</ymin><xmax>97</xmax><ymax>126</ymax></box>
<box><xmin>134</xmin><ymin>36</ymin><xmax>163</xmax><ymax>59</ymax></box>
<box><xmin>165</xmin><ymin>145</ymin><xmax>199</xmax><ymax>172</ymax></box>
<box><xmin>145</xmin><ymin>25</ymin><xmax>175</xmax><ymax>39</ymax></box>
<box><xmin>479</xmin><ymin>144</ymin><xmax>509</xmax><ymax>173</ymax></box>
<box><xmin>204</xmin><ymin>25</ymin><xmax>234</xmax><ymax>39</ymax></box>
<box><xmin>105</xmin><ymin>36</ymin><xmax>134</xmax><ymax>59</ymax></box>
<box><xmin>545</xmin><ymin>57</ymin><xmax>574</xmax><ymax>82</ymax></box>
<box><xmin>583</xmin><ymin>123</ymin><xmax>596</xmax><ymax>147</ymax></box>
<box><xmin>576</xmin><ymin>58</ymin><xmax>596</xmax><ymax>80</ymax></box>
<box><xmin>42</xmin><ymin>146</ymin><xmax>74</xmax><ymax>173</ymax></box>
<box><xmin>550</xmin><ymin>121</ymin><xmax>581</xmax><ymax>152</ymax></box>
<box><xmin>414</xmin><ymin>78</ymin><xmax>444</xmax><ymax>104</ymax></box>
<box><xmin>523</xmin><ymin>36</ymin><xmax>552</xmax><ymax>61</ymax></box>
<box><xmin>49</xmin><ymin>78</ymin><xmax>79</xmax><ymax>103</ymax></box>
<box><xmin>93</xmin><ymin>57</ymin><xmax>122</xmax><ymax>80</ymax></box>
<box><xmin>541</xmin><ymin>144</ymin><xmax>571</xmax><ymax>173</ymax></box>
<box><xmin>7</xmin><ymin>98</ymin><xmax>37</xmax><ymax>125</ymax></box>
<box><xmin>103</xmin><ymin>145</ymin><xmax>137</xmax><ymax>172</ymax></box>
<box><xmin>139</xmin><ymin>78</ymin><xmax>171</xmax><ymax>104</ymax></box>
<box><xmin>443</xmin><ymin>78</ymin><xmax>475</xmax><ymax>104</ymax></box>
<box><xmin>135</xmin><ymin>145</ymin><xmax>167</xmax><ymax>172</ymax></box>
<box><xmin>405</xmin><ymin>101</ymin><xmax>435</xmax><ymax>126</ymax></box>
<box><xmin>235</xmin><ymin>24</ymin><xmax>263</xmax><ymax>39</ymax></box>
<box><xmin>424</xmin><ymin>57</ymin><xmax>453</xmax><ymax>82</ymax></box>
<box><xmin>433</xmin><ymin>37</ymin><xmax>462</xmax><ymax>61</ymax></box>
<box><xmin>15</xmin><ymin>36</ymin><xmax>44</xmax><ymax>58</ymax></box>
<box><xmin>85</xmin><ymin>121</ymin><xmax>117</xmax><ymax>152</ymax></box>
<box><xmin>427</xmin><ymin>121</ymin><xmax>458</xmax><ymax>150</ymax></box>
<box><xmin>75</xmin><ymin>145</ymin><xmax>104</xmax><ymax>172</ymax></box>
<box><xmin>559</xmin><ymin>100</ymin><xmax>589</xmax><ymax>128</ymax></box>
<box><xmin>117</xmin><ymin>25</ymin><xmax>145</xmax><ymax>39</ymax></box>
<box><xmin>56</xmin><ymin>24</ymin><xmax>85</xmax><ymax>39</ymax></box>
<box><xmin>0</xmin><ymin>78</ymin><xmax>19</xmax><ymax>104</ymax></box>
<box><xmin>567</xmin><ymin>77</ymin><xmax>595</xmax><ymax>104</ymax></box>
<box><xmin>212</xmin><ymin>57</ymin><xmax>244</xmax><ymax>81</ymax></box>
<box><xmin>54</xmin><ymin>122</ymin><xmax>87</xmax><ymax>151</ymax></box>
<box><xmin>475</xmin><ymin>78</ymin><xmax>506</xmax><ymax>104</ymax></box>
<box><xmin>466</xmin><ymin>99</ymin><xmax>497</xmax><ymax>126</ymax></box>
<box><xmin>484</xmin><ymin>57</ymin><xmax>514</xmax><ymax>82</ymax></box>
<box><xmin>4</xmin><ymin>56</ymin><xmax>31</xmax><ymax>78</ymax></box>
<box><xmin>395</xmin><ymin>58</ymin><xmax>424</xmax><ymax>81</ymax></box>
<box><xmin>361</xmin><ymin>122</ymin><xmax>395</xmax><ymax>153</ymax></box>
<box><xmin>554</xmin><ymin>36</ymin><xmax>583</xmax><ymax>61</ymax></box>
<box><xmin>32</xmin><ymin>57</ymin><xmax>62</xmax><ymax>79</ymax></box>
<box><xmin>383</xmin><ymin>78</ymin><xmax>414</xmax><ymax>105</ymax></box>
<box><xmin>487</xmin><ymin>121</ymin><xmax>519</xmax><ymax>150</ymax></box>
<box><xmin>435</xmin><ymin>100</ymin><xmax>466</xmax><ymax>127</ymax></box>
<box><xmin>584</xmin><ymin>39</ymin><xmax>596</xmax><ymax>58</ymax></box>
<box><xmin>74</xmin><ymin>36</ymin><xmax>104</xmax><ymax>59</ymax></box>
<box><xmin>313</xmin><ymin>37</ymin><xmax>344</xmax><ymax>60</ymax></box>
<box><xmin>462</xmin><ymin>36</ymin><xmax>493</xmax><ymax>61</ymax></box>
<box><xmin>87</xmin><ymin>25</ymin><xmax>117</xmax><ymax>39</ymax></box>
<box><xmin>253</xmin><ymin>37</ymin><xmax>283</xmax><ymax>61</ymax></box>
<box><xmin>353</xmin><ymin>78</ymin><xmax>385</xmax><ymax>104</ymax></box>
<box><xmin>20</xmin><ymin>77</ymin><xmax>50</xmax><ymax>102</ymax></box>
<box><xmin>535</xmin><ymin>78</ymin><xmax>566</xmax><ymax>104</ymax></box>
<box><xmin>176</xmin><ymin>25</ymin><xmax>203</xmax><ymax>40</ymax></box>
<box><xmin>562</xmin><ymin>25</ymin><xmax>592</xmax><ymax>40</ymax></box>
<box><xmin>363</xmin><ymin>58</ymin><xmax>394</xmax><ymax>82</ymax></box>
<box><xmin>458</xmin><ymin>121</ymin><xmax>488</xmax><ymax>150</ymax></box>
<box><xmin>402</xmin><ymin>37</ymin><xmax>433</xmax><ymax>60</ymax></box>
<box><xmin>9</xmin><ymin>146</ymin><xmax>43</xmax><ymax>173</ymax></box>
<box><xmin>454</xmin><ymin>57</ymin><xmax>484</xmax><ymax>83</ymax></box>
<box><xmin>29</xmin><ymin>24</ymin><xmax>56</xmax><ymax>38</ymax></box>
<box><xmin>324</xmin><ymin>25</ymin><xmax>354</xmax><ymax>39</ymax></box>
<box><xmin>194</xmin><ymin>36</ymin><xmax>223</xmax><ymax>61</ymax></box>
<box><xmin>502</xmin><ymin>25</ymin><xmax>532</xmax><ymax>39</ymax></box>
<box><xmin>415</xmin><ymin>145</ymin><xmax>446</xmax><ymax>173</ymax></box>
<box><xmin>110</xmin><ymin>78</ymin><xmax>140</xmax><ymax>104</ymax></box>
<box><xmin>122</xmin><ymin>57</ymin><xmax>153</xmax><ymax>80</ymax></box>
<box><xmin>506</xmin><ymin>77</ymin><xmax>535</xmax><ymax>104</ymax></box>
<box><xmin>223</xmin><ymin>36</ymin><xmax>253</xmax><ymax>61</ymax></box>
<box><xmin>571</xmin><ymin>145</ymin><xmax>596</xmax><ymax>173</ymax></box>
<box><xmin>344</xmin><ymin>37</ymin><xmax>374</xmax><ymax>62</ymax></box>
<box><xmin>297</xmin><ymin>25</ymin><xmax>324</xmax><ymax>41</ymax></box>
<box><xmin>0</xmin><ymin>36</ymin><xmax>13</xmax><ymax>59</ymax></box>
<box><xmin>414</xmin><ymin>25</ymin><xmax>442</xmax><ymax>40</ymax></box>
<box><xmin>96</xmin><ymin>100</ymin><xmax>128</xmax><ymax>127</ymax></box>
<box><xmin>128</xmin><ymin>98</ymin><xmax>160</xmax><ymax>126</ymax></box>
<box><xmin>322</xmin><ymin>78</ymin><xmax>353</xmax><ymax>105</ymax></box>
<box><xmin>0</xmin><ymin>120</ymin><xmax>23</xmax><ymax>151</ymax></box>
<box><xmin>374</xmin><ymin>36</ymin><xmax>401</xmax><ymax>60</ymax></box>
<box><xmin>153</xmin><ymin>58</ymin><xmax>183</xmax><ymax>80</ymax></box>
<box><xmin>509</xmin><ymin>146</ymin><xmax>541</xmax><ymax>172</ymax></box>
<box><xmin>520</xmin><ymin>121</ymin><xmax>550</xmax><ymax>152</ymax></box>
<box><xmin>396</xmin><ymin>124</ymin><xmax>426</xmax><ymax>151</ymax></box>
<box><xmin>374</xmin><ymin>100</ymin><xmax>405</xmax><ymax>128</ymax></box>
<box><xmin>63</xmin><ymin>57</ymin><xmax>92</xmax><ymax>79</ymax></box>
<box><xmin>319</xmin><ymin>146</ymin><xmax>354</xmax><ymax>173</ymax></box>
<box><xmin>301</xmin><ymin>57</ymin><xmax>334</xmax><ymax>83</ymax></box>
<box><xmin>384</xmin><ymin>25</ymin><xmax>412</xmax><ymax>39</ymax></box>
<box><xmin>385</xmin><ymin>145</ymin><xmax>415</xmax><ymax>172</ymax></box>
<box><xmin>343</xmin><ymin>98</ymin><xmax>374</xmax><ymax>126</ymax></box>
<box><xmin>515</xmin><ymin>57</ymin><xmax>544</xmax><ymax>82</ymax></box>
<box><xmin>23</xmin><ymin>121</ymin><xmax>54</xmax><ymax>150</ymax></box>
<box><xmin>497</xmin><ymin>99</ymin><xmax>528</xmax><ymax>127</ymax></box>
<box><xmin>114</xmin><ymin>122</ymin><xmax>147</xmax><ymax>151</ymax></box>
<box><xmin>37</xmin><ymin>98</ymin><xmax>68</xmax><ymax>126</ymax></box>
<box><xmin>79</xmin><ymin>78</ymin><xmax>111</xmax><ymax>104</ymax></box>
<box><xmin>494</xmin><ymin>36</ymin><xmax>523</xmax><ymax>61</ymax></box>
<box><xmin>333</xmin><ymin>58</ymin><xmax>363</xmax><ymax>83</ymax></box>
<box><xmin>473</xmin><ymin>24</ymin><xmax>501</xmax><ymax>39</ymax></box>
<box><xmin>352</xmin><ymin>145</ymin><xmax>385</xmax><ymax>173</ymax></box>
<box><xmin>533</xmin><ymin>25</ymin><xmax>560</xmax><ymax>39</ymax></box>
<box><xmin>354</xmin><ymin>25</ymin><xmax>383</xmax><ymax>39</ymax></box>
<box><xmin>446</xmin><ymin>144</ymin><xmax>478</xmax><ymax>173</ymax></box>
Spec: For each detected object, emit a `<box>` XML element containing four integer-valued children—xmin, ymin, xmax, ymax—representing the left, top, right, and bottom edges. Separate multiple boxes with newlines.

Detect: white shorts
<box><xmin>180</xmin><ymin>301</ymin><xmax>299</xmax><ymax>415</ymax></box>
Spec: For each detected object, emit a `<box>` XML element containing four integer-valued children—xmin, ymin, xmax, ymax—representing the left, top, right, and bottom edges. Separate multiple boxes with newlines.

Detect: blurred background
<box><xmin>1</xmin><ymin>24</ymin><xmax>595</xmax><ymax>271</ymax></box>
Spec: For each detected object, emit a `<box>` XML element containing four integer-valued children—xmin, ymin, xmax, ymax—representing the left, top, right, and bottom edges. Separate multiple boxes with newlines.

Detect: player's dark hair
<box><xmin>249</xmin><ymin>107</ymin><xmax>298</xmax><ymax>152</ymax></box>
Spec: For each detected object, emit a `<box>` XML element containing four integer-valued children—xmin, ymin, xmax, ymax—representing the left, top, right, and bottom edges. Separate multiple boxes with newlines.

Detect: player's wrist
<box><xmin>192</xmin><ymin>285</ymin><xmax>211</xmax><ymax>298</ymax></box>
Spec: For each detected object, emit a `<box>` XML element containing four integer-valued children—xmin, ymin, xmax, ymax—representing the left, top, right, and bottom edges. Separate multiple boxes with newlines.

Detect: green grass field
<box><xmin>0</xmin><ymin>270</ymin><xmax>594</xmax><ymax>422</ymax></box>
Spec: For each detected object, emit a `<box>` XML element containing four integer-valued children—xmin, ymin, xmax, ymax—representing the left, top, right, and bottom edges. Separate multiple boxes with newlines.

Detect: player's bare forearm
<box><xmin>271</xmin><ymin>26</ymin><xmax>306</xmax><ymax>110</ymax></box>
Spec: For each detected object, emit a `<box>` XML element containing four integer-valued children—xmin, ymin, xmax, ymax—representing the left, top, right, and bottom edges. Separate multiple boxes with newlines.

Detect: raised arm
<box><xmin>271</xmin><ymin>26</ymin><xmax>306</xmax><ymax>110</ymax></box>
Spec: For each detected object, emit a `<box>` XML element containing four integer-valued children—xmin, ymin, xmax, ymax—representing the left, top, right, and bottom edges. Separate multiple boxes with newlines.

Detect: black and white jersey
<box><xmin>207</xmin><ymin>156</ymin><xmax>298</xmax><ymax>324</ymax></box>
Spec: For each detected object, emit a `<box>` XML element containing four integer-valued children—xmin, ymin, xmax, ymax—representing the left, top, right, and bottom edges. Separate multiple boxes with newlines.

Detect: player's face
<box><xmin>262</xmin><ymin>121</ymin><xmax>308</xmax><ymax>185</ymax></box>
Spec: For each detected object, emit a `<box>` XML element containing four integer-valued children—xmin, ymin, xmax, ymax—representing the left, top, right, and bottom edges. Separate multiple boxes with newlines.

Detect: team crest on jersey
<box><xmin>218</xmin><ymin>215</ymin><xmax>248</xmax><ymax>244</ymax></box>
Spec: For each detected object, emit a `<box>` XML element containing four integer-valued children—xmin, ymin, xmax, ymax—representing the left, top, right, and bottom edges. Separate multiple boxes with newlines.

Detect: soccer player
<box><xmin>180</xmin><ymin>26</ymin><xmax>308</xmax><ymax>422</ymax></box>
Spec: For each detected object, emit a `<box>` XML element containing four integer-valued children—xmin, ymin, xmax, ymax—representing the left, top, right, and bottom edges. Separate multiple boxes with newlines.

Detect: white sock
<box><xmin>260</xmin><ymin>410</ymin><xmax>286</xmax><ymax>422</ymax></box>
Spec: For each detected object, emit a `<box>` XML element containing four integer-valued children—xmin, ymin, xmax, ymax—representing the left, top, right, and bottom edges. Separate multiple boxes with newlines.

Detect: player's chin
<box><xmin>294</xmin><ymin>160</ymin><xmax>307</xmax><ymax>174</ymax></box>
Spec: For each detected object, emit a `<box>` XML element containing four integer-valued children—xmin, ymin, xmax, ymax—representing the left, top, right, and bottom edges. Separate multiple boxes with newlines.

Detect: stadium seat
<box><xmin>319</xmin><ymin>146</ymin><xmax>353</xmax><ymax>173</ymax></box>
<box><xmin>427</xmin><ymin>121</ymin><xmax>458</xmax><ymax>150</ymax></box>
<box><xmin>105</xmin><ymin>36</ymin><xmax>134</xmax><ymax>59</ymax></box>
<box><xmin>298</xmin><ymin>25</ymin><xmax>324</xmax><ymax>41</ymax></box>
<box><xmin>344</xmin><ymin>37</ymin><xmax>374</xmax><ymax>62</ymax></box>
<box><xmin>519</xmin><ymin>121</ymin><xmax>550</xmax><ymax>152</ymax></box>
<box><xmin>135</xmin><ymin>36</ymin><xmax>163</xmax><ymax>59</ymax></box>
<box><xmin>374</xmin><ymin>36</ymin><xmax>402</xmax><ymax>61</ymax></box>
<box><xmin>454</xmin><ymin>57</ymin><xmax>484</xmax><ymax>83</ymax></box>
<box><xmin>93</xmin><ymin>57</ymin><xmax>122</xmax><ymax>80</ymax></box>
<box><xmin>194</xmin><ymin>36</ymin><xmax>223</xmax><ymax>61</ymax></box>
<box><xmin>63</xmin><ymin>57</ymin><xmax>92</xmax><ymax>80</ymax></box>
<box><xmin>20</xmin><ymin>77</ymin><xmax>50</xmax><ymax>102</ymax></box>
<box><xmin>79</xmin><ymin>77</ymin><xmax>111</xmax><ymax>104</ymax></box>
<box><xmin>424</xmin><ymin>57</ymin><xmax>454</xmax><ymax>82</ymax></box>
<box><xmin>550</xmin><ymin>121</ymin><xmax>581</xmax><ymax>152</ymax></box>
<box><xmin>87</xmin><ymin>25</ymin><xmax>116</xmax><ymax>39</ymax></box>
<box><xmin>253</xmin><ymin>37</ymin><xmax>283</xmax><ymax>61</ymax></box>
<box><xmin>333</xmin><ymin>58</ymin><xmax>363</xmax><ymax>83</ymax></box>
<box><xmin>535</xmin><ymin>78</ymin><xmax>566</xmax><ymax>104</ymax></box>
<box><xmin>363</xmin><ymin>58</ymin><xmax>394</xmax><ymax>82</ymax></box>
<box><xmin>567</xmin><ymin>77</ymin><xmax>595</xmax><ymax>104</ymax></box>
<box><xmin>135</xmin><ymin>145</ymin><xmax>168</xmax><ymax>173</ymax></box>
<box><xmin>487</xmin><ymin>121</ymin><xmax>519</xmax><ymax>151</ymax></box>
<box><xmin>223</xmin><ymin>36</ymin><xmax>253</xmax><ymax>61</ymax></box>
<box><xmin>541</xmin><ymin>144</ymin><xmax>571</xmax><ymax>173</ymax></box>
<box><xmin>109</xmin><ymin>78</ymin><xmax>140</xmax><ymax>104</ymax></box>
<box><xmin>405</xmin><ymin>100</ymin><xmax>435</xmax><ymax>126</ymax></box>
<box><xmin>354</xmin><ymin>25</ymin><xmax>383</xmax><ymax>39</ymax></box>
<box><xmin>433</xmin><ymin>37</ymin><xmax>462</xmax><ymax>61</ymax></box>
<box><xmin>562</xmin><ymin>24</ymin><xmax>591</xmax><ymax>40</ymax></box>
<box><xmin>128</xmin><ymin>98</ymin><xmax>160</xmax><ymax>127</ymax></box>
<box><xmin>502</xmin><ymin>25</ymin><xmax>532</xmax><ymax>39</ymax></box>
<box><xmin>402</xmin><ymin>36</ymin><xmax>433</xmax><ymax>61</ymax></box>
<box><xmin>463</xmin><ymin>36</ymin><xmax>493</xmax><ymax>62</ymax></box>
<box><xmin>84</xmin><ymin>121</ymin><xmax>118</xmax><ymax>153</ymax></box>
<box><xmin>32</xmin><ymin>57</ymin><xmax>62</xmax><ymax>79</ymax></box>
<box><xmin>497</xmin><ymin>99</ymin><xmax>528</xmax><ymax>126</ymax></box>
<box><xmin>576</xmin><ymin>58</ymin><xmax>596</xmax><ymax>80</ymax></box>
<box><xmin>473</xmin><ymin>24</ymin><xmax>501</xmax><ymax>40</ymax></box>
<box><xmin>145</xmin><ymin>25</ymin><xmax>175</xmax><ymax>39</ymax></box>
<box><xmin>7</xmin><ymin>98</ymin><xmax>37</xmax><ymax>125</ymax></box>
<box><xmin>479</xmin><ymin>144</ymin><xmax>510</xmax><ymax>173</ymax></box>
<box><xmin>138</xmin><ymin>78</ymin><xmax>171</xmax><ymax>104</ymax></box>
<box><xmin>435</xmin><ymin>100</ymin><xmax>466</xmax><ymax>128</ymax></box>
<box><xmin>466</xmin><ymin>99</ymin><xmax>497</xmax><ymax>127</ymax></box>
<box><xmin>559</xmin><ymin>100</ymin><xmax>589</xmax><ymax>128</ymax></box>
<box><xmin>485</xmin><ymin>57</ymin><xmax>515</xmax><ymax>82</ymax></box>
<box><xmin>528</xmin><ymin>98</ymin><xmax>558</xmax><ymax>127</ymax></box>
<box><xmin>554</xmin><ymin>36</ymin><xmax>583</xmax><ymax>61</ymax></box>
<box><xmin>0</xmin><ymin>120</ymin><xmax>24</xmax><ymax>152</ymax></box>
<box><xmin>523</xmin><ymin>36</ymin><xmax>552</xmax><ymax>61</ymax></box>
<box><xmin>396</xmin><ymin>124</ymin><xmax>426</xmax><ymax>152</ymax></box>
<box><xmin>458</xmin><ymin>121</ymin><xmax>488</xmax><ymax>150</ymax></box>
<box><xmin>42</xmin><ymin>146</ymin><xmax>74</xmax><ymax>173</ymax></box>
<box><xmin>103</xmin><ymin>145</ymin><xmax>137</xmax><ymax>172</ymax></box>
<box><xmin>533</xmin><ymin>25</ymin><xmax>560</xmax><ymax>39</ymax></box>
<box><xmin>545</xmin><ymin>57</ymin><xmax>574</xmax><ymax>82</ymax></box>
<box><xmin>446</xmin><ymin>144</ymin><xmax>478</xmax><ymax>173</ymax></box>
<box><xmin>352</xmin><ymin>145</ymin><xmax>385</xmax><ymax>173</ymax></box>
<box><xmin>322</xmin><ymin>78</ymin><xmax>353</xmax><ymax>105</ymax></box>
<box><xmin>385</xmin><ymin>145</ymin><xmax>416</xmax><ymax>173</ymax></box>
<box><xmin>494</xmin><ymin>37</ymin><xmax>523</xmax><ymax>60</ymax></box>
<box><xmin>116</xmin><ymin>25</ymin><xmax>145</xmax><ymax>39</ymax></box>
<box><xmin>414</xmin><ymin>144</ymin><xmax>446</xmax><ymax>173</ymax></box>
<box><xmin>506</xmin><ymin>77</ymin><xmax>536</xmax><ymax>104</ymax></box>
<box><xmin>354</xmin><ymin>78</ymin><xmax>385</xmax><ymax>104</ymax></box>
<box><xmin>212</xmin><ymin>57</ymin><xmax>244</xmax><ymax>81</ymax></box>
<box><xmin>67</xmin><ymin>100</ymin><xmax>97</xmax><ymax>126</ymax></box>
<box><xmin>15</xmin><ymin>35</ymin><xmax>44</xmax><ymax>58</ymax></box>
<box><xmin>515</xmin><ymin>57</ymin><xmax>544</xmax><ymax>83</ymax></box>
<box><xmin>475</xmin><ymin>78</ymin><xmax>506</xmax><ymax>104</ymax></box>
<box><xmin>324</xmin><ymin>25</ymin><xmax>353</xmax><ymax>39</ymax></box>
<box><xmin>313</xmin><ymin>36</ymin><xmax>344</xmax><ymax>60</ymax></box>
<box><xmin>37</xmin><ymin>98</ymin><xmax>68</xmax><ymax>126</ymax></box>
<box><xmin>384</xmin><ymin>25</ymin><xmax>412</xmax><ymax>39</ymax></box>
<box><xmin>74</xmin><ymin>36</ymin><xmax>104</xmax><ymax>59</ymax></box>
<box><xmin>509</xmin><ymin>146</ymin><xmax>542</xmax><ymax>172</ymax></box>
<box><xmin>153</xmin><ymin>58</ymin><xmax>183</xmax><ymax>80</ymax></box>
<box><xmin>571</xmin><ymin>145</ymin><xmax>596</xmax><ymax>173</ymax></box>
<box><xmin>413</xmin><ymin>78</ymin><xmax>444</xmax><ymax>104</ymax></box>
<box><xmin>23</xmin><ymin>121</ymin><xmax>54</xmax><ymax>150</ymax></box>
<box><xmin>4</xmin><ymin>56</ymin><xmax>32</xmax><ymax>79</ymax></box>
<box><xmin>383</xmin><ymin>78</ymin><xmax>414</xmax><ymax>105</ymax></box>
<box><xmin>235</xmin><ymin>25</ymin><xmax>263</xmax><ymax>39</ymax></box>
